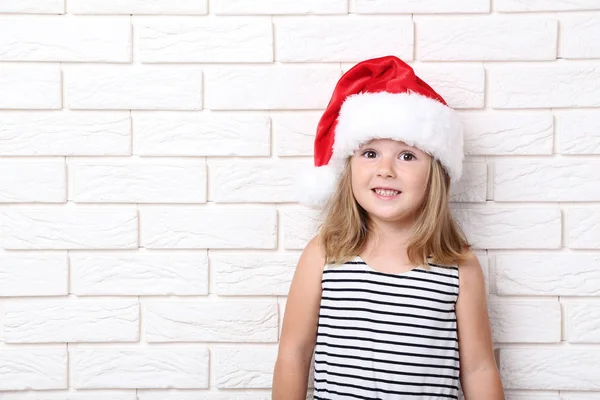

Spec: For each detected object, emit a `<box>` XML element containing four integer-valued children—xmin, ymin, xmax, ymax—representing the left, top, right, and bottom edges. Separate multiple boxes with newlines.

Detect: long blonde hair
<box><xmin>317</xmin><ymin>156</ymin><xmax>472</xmax><ymax>269</ymax></box>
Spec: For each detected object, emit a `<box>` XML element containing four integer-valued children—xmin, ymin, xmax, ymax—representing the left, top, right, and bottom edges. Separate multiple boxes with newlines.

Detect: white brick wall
<box><xmin>0</xmin><ymin>1</ymin><xmax>599</xmax><ymax>398</ymax></box>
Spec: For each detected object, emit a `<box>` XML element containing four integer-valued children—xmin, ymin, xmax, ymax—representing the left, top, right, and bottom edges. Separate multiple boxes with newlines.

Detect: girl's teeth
<box><xmin>375</xmin><ymin>189</ymin><xmax>399</xmax><ymax>196</ymax></box>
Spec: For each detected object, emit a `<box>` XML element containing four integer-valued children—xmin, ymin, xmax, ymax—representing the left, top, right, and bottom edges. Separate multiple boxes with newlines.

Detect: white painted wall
<box><xmin>0</xmin><ymin>0</ymin><xmax>599</xmax><ymax>398</ymax></box>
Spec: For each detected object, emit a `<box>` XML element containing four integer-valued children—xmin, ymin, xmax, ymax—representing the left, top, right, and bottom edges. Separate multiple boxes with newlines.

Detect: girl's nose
<box><xmin>376</xmin><ymin>158</ymin><xmax>396</xmax><ymax>178</ymax></box>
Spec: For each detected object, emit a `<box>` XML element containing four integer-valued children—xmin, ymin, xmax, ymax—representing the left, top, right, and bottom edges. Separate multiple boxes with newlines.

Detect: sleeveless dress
<box><xmin>313</xmin><ymin>256</ymin><xmax>460</xmax><ymax>400</ymax></box>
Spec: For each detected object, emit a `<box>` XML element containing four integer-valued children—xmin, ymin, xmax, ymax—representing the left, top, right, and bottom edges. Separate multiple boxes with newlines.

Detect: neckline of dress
<box><xmin>354</xmin><ymin>255</ymin><xmax>421</xmax><ymax>277</ymax></box>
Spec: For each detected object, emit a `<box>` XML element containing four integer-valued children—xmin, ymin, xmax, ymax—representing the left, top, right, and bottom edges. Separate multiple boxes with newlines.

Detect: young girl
<box><xmin>272</xmin><ymin>56</ymin><xmax>504</xmax><ymax>399</ymax></box>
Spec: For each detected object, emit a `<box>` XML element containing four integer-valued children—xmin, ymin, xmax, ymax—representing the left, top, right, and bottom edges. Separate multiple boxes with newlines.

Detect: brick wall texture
<box><xmin>0</xmin><ymin>0</ymin><xmax>599</xmax><ymax>399</ymax></box>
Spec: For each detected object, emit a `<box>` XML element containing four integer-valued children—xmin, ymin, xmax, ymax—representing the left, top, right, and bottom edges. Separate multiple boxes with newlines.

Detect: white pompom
<box><xmin>294</xmin><ymin>165</ymin><xmax>341</xmax><ymax>208</ymax></box>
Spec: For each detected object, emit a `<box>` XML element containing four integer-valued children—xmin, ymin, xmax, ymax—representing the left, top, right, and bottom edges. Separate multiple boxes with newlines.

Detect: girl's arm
<box><xmin>456</xmin><ymin>251</ymin><xmax>505</xmax><ymax>399</ymax></box>
<box><xmin>272</xmin><ymin>235</ymin><xmax>325</xmax><ymax>399</ymax></box>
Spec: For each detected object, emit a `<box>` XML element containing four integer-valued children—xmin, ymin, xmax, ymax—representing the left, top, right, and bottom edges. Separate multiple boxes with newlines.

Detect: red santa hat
<box><xmin>295</xmin><ymin>55</ymin><xmax>464</xmax><ymax>207</ymax></box>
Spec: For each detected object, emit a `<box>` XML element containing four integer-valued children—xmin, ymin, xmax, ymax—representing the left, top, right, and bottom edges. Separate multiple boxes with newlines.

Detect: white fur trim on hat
<box><xmin>333</xmin><ymin>91</ymin><xmax>464</xmax><ymax>183</ymax></box>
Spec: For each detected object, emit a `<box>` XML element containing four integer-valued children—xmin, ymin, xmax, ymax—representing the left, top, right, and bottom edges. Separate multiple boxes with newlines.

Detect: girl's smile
<box><xmin>372</xmin><ymin>187</ymin><xmax>402</xmax><ymax>200</ymax></box>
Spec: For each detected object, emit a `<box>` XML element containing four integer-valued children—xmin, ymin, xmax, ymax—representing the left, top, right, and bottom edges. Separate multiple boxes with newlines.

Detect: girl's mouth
<box><xmin>372</xmin><ymin>188</ymin><xmax>401</xmax><ymax>199</ymax></box>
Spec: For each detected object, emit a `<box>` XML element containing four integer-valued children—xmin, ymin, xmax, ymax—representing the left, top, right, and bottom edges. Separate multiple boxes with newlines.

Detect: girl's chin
<box><xmin>358</xmin><ymin>201</ymin><xmax>418</xmax><ymax>221</ymax></box>
<box><xmin>362</xmin><ymin>204</ymin><xmax>405</xmax><ymax>217</ymax></box>
<box><xmin>369</xmin><ymin>213</ymin><xmax>413</xmax><ymax>224</ymax></box>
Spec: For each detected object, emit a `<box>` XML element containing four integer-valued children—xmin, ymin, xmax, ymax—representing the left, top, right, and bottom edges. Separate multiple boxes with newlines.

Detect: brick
<box><xmin>212</xmin><ymin>253</ymin><xmax>299</xmax><ymax>295</ymax></box>
<box><xmin>70</xmin><ymin>251</ymin><xmax>208</xmax><ymax>295</ymax></box>
<box><xmin>72</xmin><ymin>158</ymin><xmax>206</xmax><ymax>203</ymax></box>
<box><xmin>0</xmin><ymin>392</ymin><xmax>137</xmax><ymax>400</ymax></box>
<box><xmin>0</xmin><ymin>161</ymin><xmax>66</xmax><ymax>202</ymax></box>
<box><xmin>354</xmin><ymin>0</ymin><xmax>490</xmax><ymax>13</ymax></box>
<box><xmin>140</xmin><ymin>207</ymin><xmax>277</xmax><ymax>249</ymax></box>
<box><xmin>145</xmin><ymin>300</ymin><xmax>278</xmax><ymax>342</ymax></box>
<box><xmin>69</xmin><ymin>0</ymin><xmax>207</xmax><ymax>14</ymax></box>
<box><xmin>65</xmin><ymin>66</ymin><xmax>203</xmax><ymax>110</ymax></box>
<box><xmin>0</xmin><ymin>65</ymin><xmax>61</xmax><ymax>109</ymax></box>
<box><xmin>0</xmin><ymin>111</ymin><xmax>131</xmax><ymax>156</ymax></box>
<box><xmin>488</xmin><ymin>298</ymin><xmax>561</xmax><ymax>343</ymax></box>
<box><xmin>561</xmin><ymin>14</ymin><xmax>600</xmax><ymax>59</ymax></box>
<box><xmin>495</xmin><ymin>161</ymin><xmax>600</xmax><ymax>202</ymax></box>
<box><xmin>281</xmin><ymin>208</ymin><xmax>323</xmax><ymax>250</ymax></box>
<box><xmin>275</xmin><ymin>17</ymin><xmax>412</xmax><ymax>62</ymax></box>
<box><xmin>272</xmin><ymin>112</ymin><xmax>321</xmax><ymax>156</ymax></box>
<box><xmin>205</xmin><ymin>65</ymin><xmax>341</xmax><ymax>110</ymax></box>
<box><xmin>139</xmin><ymin>17</ymin><xmax>272</xmax><ymax>62</ymax></box>
<box><xmin>496</xmin><ymin>254</ymin><xmax>600</xmax><ymax>296</ymax></box>
<box><xmin>2</xmin><ymin>207</ymin><xmax>138</xmax><ymax>249</ymax></box>
<box><xmin>418</xmin><ymin>16</ymin><xmax>556</xmax><ymax>61</ymax></box>
<box><xmin>461</xmin><ymin>111</ymin><xmax>553</xmax><ymax>156</ymax></box>
<box><xmin>133</xmin><ymin>112</ymin><xmax>270</xmax><ymax>156</ymax></box>
<box><xmin>413</xmin><ymin>64</ymin><xmax>485</xmax><ymax>109</ymax></box>
<box><xmin>0</xmin><ymin>349</ymin><xmax>67</xmax><ymax>390</ymax></box>
<box><xmin>210</xmin><ymin>159</ymin><xmax>309</xmax><ymax>203</ymax></box>
<box><xmin>562</xmin><ymin>394</ymin><xmax>600</xmax><ymax>400</ymax></box>
<box><xmin>452</xmin><ymin>207</ymin><xmax>561</xmax><ymax>249</ymax></box>
<box><xmin>489</xmin><ymin>63</ymin><xmax>600</xmax><ymax>108</ymax></box>
<box><xmin>496</xmin><ymin>0</ymin><xmax>600</xmax><ymax>12</ymax></box>
<box><xmin>450</xmin><ymin>163</ymin><xmax>487</xmax><ymax>203</ymax></box>
<box><xmin>214</xmin><ymin>0</ymin><xmax>347</xmax><ymax>14</ymax></box>
<box><xmin>0</xmin><ymin>253</ymin><xmax>67</xmax><ymax>296</ymax></box>
<box><xmin>500</xmin><ymin>349</ymin><xmax>600</xmax><ymax>390</ymax></box>
<box><xmin>0</xmin><ymin>16</ymin><xmax>130</xmax><ymax>62</ymax></box>
<box><xmin>504</xmin><ymin>395</ymin><xmax>559</xmax><ymax>400</ymax></box>
<box><xmin>4</xmin><ymin>300</ymin><xmax>139</xmax><ymax>343</ymax></box>
<box><xmin>567</xmin><ymin>208</ymin><xmax>600</xmax><ymax>249</ymax></box>
<box><xmin>556</xmin><ymin>111</ymin><xmax>600</xmax><ymax>154</ymax></box>
<box><xmin>0</xmin><ymin>0</ymin><xmax>64</xmax><ymax>13</ymax></box>
<box><xmin>567</xmin><ymin>302</ymin><xmax>600</xmax><ymax>343</ymax></box>
<box><xmin>214</xmin><ymin>347</ymin><xmax>278</xmax><ymax>388</ymax></box>
<box><xmin>139</xmin><ymin>393</ymin><xmax>270</xmax><ymax>400</ymax></box>
<box><xmin>71</xmin><ymin>348</ymin><xmax>209</xmax><ymax>389</ymax></box>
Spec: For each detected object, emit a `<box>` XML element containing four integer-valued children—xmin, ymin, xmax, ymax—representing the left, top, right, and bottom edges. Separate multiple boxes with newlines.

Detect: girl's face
<box><xmin>350</xmin><ymin>138</ymin><xmax>432</xmax><ymax>224</ymax></box>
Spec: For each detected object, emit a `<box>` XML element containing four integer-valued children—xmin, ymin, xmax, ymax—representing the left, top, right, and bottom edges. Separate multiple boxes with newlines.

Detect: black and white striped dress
<box><xmin>313</xmin><ymin>255</ymin><xmax>460</xmax><ymax>399</ymax></box>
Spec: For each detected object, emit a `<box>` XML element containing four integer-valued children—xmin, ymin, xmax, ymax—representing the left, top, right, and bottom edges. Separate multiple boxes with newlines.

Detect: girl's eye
<box><xmin>362</xmin><ymin>150</ymin><xmax>377</xmax><ymax>158</ymax></box>
<box><xmin>400</xmin><ymin>152</ymin><xmax>416</xmax><ymax>161</ymax></box>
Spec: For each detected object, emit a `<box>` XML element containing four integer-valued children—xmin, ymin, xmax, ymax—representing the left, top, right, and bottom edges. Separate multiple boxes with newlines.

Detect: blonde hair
<box><xmin>317</xmin><ymin>156</ymin><xmax>472</xmax><ymax>269</ymax></box>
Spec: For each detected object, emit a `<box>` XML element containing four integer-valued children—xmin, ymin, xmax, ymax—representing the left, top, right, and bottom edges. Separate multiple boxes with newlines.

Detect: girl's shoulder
<box><xmin>429</xmin><ymin>247</ymin><xmax>475</xmax><ymax>270</ymax></box>
<box><xmin>322</xmin><ymin>255</ymin><xmax>358</xmax><ymax>271</ymax></box>
<box><xmin>300</xmin><ymin>234</ymin><xmax>327</xmax><ymax>272</ymax></box>
<box><xmin>455</xmin><ymin>249</ymin><xmax>480</xmax><ymax>271</ymax></box>
<box><xmin>454</xmin><ymin>249</ymin><xmax>484</xmax><ymax>293</ymax></box>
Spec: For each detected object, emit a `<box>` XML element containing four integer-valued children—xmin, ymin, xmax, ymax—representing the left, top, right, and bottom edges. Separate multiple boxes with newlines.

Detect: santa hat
<box><xmin>295</xmin><ymin>55</ymin><xmax>464</xmax><ymax>207</ymax></box>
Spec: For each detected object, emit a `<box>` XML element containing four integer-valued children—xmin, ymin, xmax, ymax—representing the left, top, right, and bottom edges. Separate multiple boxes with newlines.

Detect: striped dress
<box><xmin>313</xmin><ymin>255</ymin><xmax>460</xmax><ymax>400</ymax></box>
